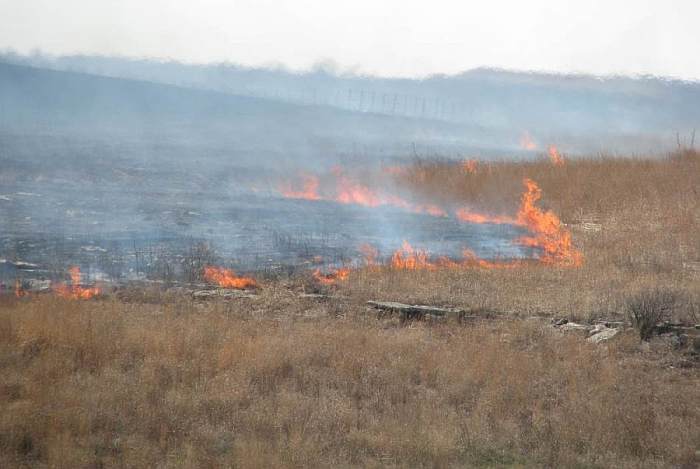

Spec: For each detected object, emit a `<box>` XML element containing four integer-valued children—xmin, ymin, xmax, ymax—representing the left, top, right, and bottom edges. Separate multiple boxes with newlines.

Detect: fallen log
<box><xmin>367</xmin><ymin>301</ymin><xmax>469</xmax><ymax>321</ymax></box>
<box><xmin>192</xmin><ymin>289</ymin><xmax>258</xmax><ymax>300</ymax></box>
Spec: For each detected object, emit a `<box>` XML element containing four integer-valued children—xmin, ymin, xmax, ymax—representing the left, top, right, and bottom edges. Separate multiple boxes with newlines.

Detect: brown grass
<box><xmin>1</xmin><ymin>153</ymin><xmax>699</xmax><ymax>468</ymax></box>
<box><xmin>1</xmin><ymin>292</ymin><xmax>698</xmax><ymax>468</ymax></box>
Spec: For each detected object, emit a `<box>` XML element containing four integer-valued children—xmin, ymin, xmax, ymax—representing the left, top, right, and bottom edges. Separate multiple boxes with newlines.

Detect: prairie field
<box><xmin>1</xmin><ymin>152</ymin><xmax>699</xmax><ymax>468</ymax></box>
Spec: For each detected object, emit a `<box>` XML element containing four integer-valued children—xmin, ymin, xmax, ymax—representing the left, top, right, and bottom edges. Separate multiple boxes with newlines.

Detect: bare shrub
<box><xmin>626</xmin><ymin>289</ymin><xmax>679</xmax><ymax>340</ymax></box>
<box><xmin>181</xmin><ymin>240</ymin><xmax>219</xmax><ymax>283</ymax></box>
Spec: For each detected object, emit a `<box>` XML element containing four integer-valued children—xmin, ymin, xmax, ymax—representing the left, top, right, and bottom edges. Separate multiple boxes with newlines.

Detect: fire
<box><xmin>412</xmin><ymin>203</ymin><xmax>448</xmax><ymax>217</ymax></box>
<box><xmin>53</xmin><ymin>266</ymin><xmax>101</xmax><ymax>299</ymax></box>
<box><xmin>462</xmin><ymin>159</ymin><xmax>478</xmax><ymax>174</ymax></box>
<box><xmin>359</xmin><ymin>243</ymin><xmax>379</xmax><ymax>266</ymax></box>
<box><xmin>313</xmin><ymin>266</ymin><xmax>351</xmax><ymax>285</ymax></box>
<box><xmin>547</xmin><ymin>145</ymin><xmax>565</xmax><ymax>166</ymax></box>
<box><xmin>516</xmin><ymin>178</ymin><xmax>582</xmax><ymax>266</ymax></box>
<box><xmin>14</xmin><ymin>279</ymin><xmax>27</xmax><ymax>298</ymax></box>
<box><xmin>203</xmin><ymin>266</ymin><xmax>258</xmax><ymax>289</ymax></box>
<box><xmin>279</xmin><ymin>168</ymin><xmax>448</xmax><ymax>216</ymax></box>
<box><xmin>279</xmin><ymin>173</ymin><xmax>321</xmax><ymax>200</ymax></box>
<box><xmin>333</xmin><ymin>168</ymin><xmax>383</xmax><ymax>207</ymax></box>
<box><xmin>390</xmin><ymin>241</ymin><xmax>433</xmax><ymax>270</ymax></box>
<box><xmin>520</xmin><ymin>132</ymin><xmax>537</xmax><ymax>150</ymax></box>
<box><xmin>455</xmin><ymin>208</ymin><xmax>516</xmax><ymax>225</ymax></box>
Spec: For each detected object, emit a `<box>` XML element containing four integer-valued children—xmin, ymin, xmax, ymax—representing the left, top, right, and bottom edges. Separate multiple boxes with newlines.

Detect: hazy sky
<box><xmin>1</xmin><ymin>0</ymin><xmax>698</xmax><ymax>79</ymax></box>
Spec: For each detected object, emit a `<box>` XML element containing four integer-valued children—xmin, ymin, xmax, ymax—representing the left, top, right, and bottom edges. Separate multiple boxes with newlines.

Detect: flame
<box><xmin>462</xmin><ymin>159</ymin><xmax>478</xmax><ymax>174</ymax></box>
<box><xmin>390</xmin><ymin>241</ymin><xmax>433</xmax><ymax>270</ymax></box>
<box><xmin>455</xmin><ymin>208</ymin><xmax>516</xmax><ymax>225</ymax></box>
<box><xmin>279</xmin><ymin>173</ymin><xmax>321</xmax><ymax>200</ymax></box>
<box><xmin>516</xmin><ymin>178</ymin><xmax>582</xmax><ymax>266</ymax></box>
<box><xmin>14</xmin><ymin>279</ymin><xmax>27</xmax><ymax>298</ymax></box>
<box><xmin>520</xmin><ymin>132</ymin><xmax>537</xmax><ymax>150</ymax></box>
<box><xmin>279</xmin><ymin>168</ymin><xmax>448</xmax><ymax>216</ymax></box>
<box><xmin>203</xmin><ymin>266</ymin><xmax>258</xmax><ymax>289</ymax></box>
<box><xmin>53</xmin><ymin>266</ymin><xmax>101</xmax><ymax>299</ymax></box>
<box><xmin>333</xmin><ymin>168</ymin><xmax>384</xmax><ymax>207</ymax></box>
<box><xmin>359</xmin><ymin>243</ymin><xmax>379</xmax><ymax>266</ymax></box>
<box><xmin>547</xmin><ymin>145</ymin><xmax>565</xmax><ymax>166</ymax></box>
<box><xmin>313</xmin><ymin>266</ymin><xmax>351</xmax><ymax>285</ymax></box>
<box><xmin>412</xmin><ymin>203</ymin><xmax>448</xmax><ymax>217</ymax></box>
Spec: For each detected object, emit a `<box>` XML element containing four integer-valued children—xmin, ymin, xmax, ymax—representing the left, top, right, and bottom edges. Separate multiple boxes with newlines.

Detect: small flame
<box><xmin>203</xmin><ymin>266</ymin><xmax>257</xmax><ymax>289</ymax></box>
<box><xmin>520</xmin><ymin>132</ymin><xmax>537</xmax><ymax>150</ymax></box>
<box><xmin>313</xmin><ymin>266</ymin><xmax>351</xmax><ymax>285</ymax></box>
<box><xmin>53</xmin><ymin>266</ymin><xmax>101</xmax><ymax>299</ymax></box>
<box><xmin>461</xmin><ymin>159</ymin><xmax>478</xmax><ymax>174</ymax></box>
<box><xmin>279</xmin><ymin>173</ymin><xmax>321</xmax><ymax>200</ymax></box>
<box><xmin>547</xmin><ymin>145</ymin><xmax>565</xmax><ymax>166</ymax></box>
<box><xmin>516</xmin><ymin>178</ymin><xmax>582</xmax><ymax>266</ymax></box>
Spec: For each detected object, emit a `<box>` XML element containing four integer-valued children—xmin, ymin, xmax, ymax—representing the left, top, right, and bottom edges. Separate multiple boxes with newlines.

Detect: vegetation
<box><xmin>1</xmin><ymin>152</ymin><xmax>699</xmax><ymax>467</ymax></box>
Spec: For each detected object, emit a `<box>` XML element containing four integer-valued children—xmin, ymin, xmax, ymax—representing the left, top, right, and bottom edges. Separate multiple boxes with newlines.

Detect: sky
<box><xmin>1</xmin><ymin>0</ymin><xmax>698</xmax><ymax>80</ymax></box>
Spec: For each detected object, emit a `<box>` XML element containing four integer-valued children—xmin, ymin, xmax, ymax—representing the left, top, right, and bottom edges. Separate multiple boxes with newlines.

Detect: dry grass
<box><xmin>1</xmin><ymin>292</ymin><xmax>698</xmax><ymax>468</ymax></box>
<box><xmin>1</xmin><ymin>153</ymin><xmax>700</xmax><ymax>468</ymax></box>
<box><xmin>331</xmin><ymin>152</ymin><xmax>700</xmax><ymax>321</ymax></box>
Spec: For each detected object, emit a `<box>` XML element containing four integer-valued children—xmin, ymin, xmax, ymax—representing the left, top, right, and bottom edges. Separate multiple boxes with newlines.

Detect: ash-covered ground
<box><xmin>0</xmin><ymin>153</ymin><xmax>526</xmax><ymax>285</ymax></box>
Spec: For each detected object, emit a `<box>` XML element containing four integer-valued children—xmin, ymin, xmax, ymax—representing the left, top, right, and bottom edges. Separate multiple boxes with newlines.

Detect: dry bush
<box><xmin>1</xmin><ymin>295</ymin><xmax>698</xmax><ymax>468</ymax></box>
<box><xmin>626</xmin><ymin>289</ymin><xmax>679</xmax><ymax>341</ymax></box>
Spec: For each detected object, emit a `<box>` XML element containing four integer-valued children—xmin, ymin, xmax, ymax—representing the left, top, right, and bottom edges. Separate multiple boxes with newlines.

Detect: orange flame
<box><xmin>313</xmin><ymin>266</ymin><xmax>351</xmax><ymax>285</ymax></box>
<box><xmin>279</xmin><ymin>173</ymin><xmax>321</xmax><ymax>200</ymax></box>
<box><xmin>390</xmin><ymin>241</ymin><xmax>433</xmax><ymax>270</ymax></box>
<box><xmin>455</xmin><ymin>208</ymin><xmax>516</xmax><ymax>225</ymax></box>
<box><xmin>547</xmin><ymin>145</ymin><xmax>565</xmax><ymax>166</ymax></box>
<box><xmin>516</xmin><ymin>178</ymin><xmax>582</xmax><ymax>266</ymax></box>
<box><xmin>520</xmin><ymin>132</ymin><xmax>537</xmax><ymax>150</ymax></box>
<box><xmin>461</xmin><ymin>159</ymin><xmax>478</xmax><ymax>174</ymax></box>
<box><xmin>203</xmin><ymin>266</ymin><xmax>258</xmax><ymax>289</ymax></box>
<box><xmin>280</xmin><ymin>168</ymin><xmax>449</xmax><ymax>217</ymax></box>
<box><xmin>53</xmin><ymin>266</ymin><xmax>101</xmax><ymax>299</ymax></box>
<box><xmin>333</xmin><ymin>169</ymin><xmax>384</xmax><ymax>207</ymax></box>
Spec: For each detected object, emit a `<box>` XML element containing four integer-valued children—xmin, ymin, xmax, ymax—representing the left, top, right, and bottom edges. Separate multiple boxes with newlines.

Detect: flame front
<box><xmin>516</xmin><ymin>178</ymin><xmax>582</xmax><ymax>266</ymax></box>
<box><xmin>278</xmin><ymin>168</ymin><xmax>448</xmax><ymax>217</ymax></box>
<box><xmin>53</xmin><ymin>266</ymin><xmax>101</xmax><ymax>299</ymax></box>
<box><xmin>279</xmin><ymin>173</ymin><xmax>321</xmax><ymax>200</ymax></box>
<box><xmin>313</xmin><ymin>267</ymin><xmax>351</xmax><ymax>285</ymax></box>
<box><xmin>390</xmin><ymin>241</ymin><xmax>433</xmax><ymax>270</ymax></box>
<box><xmin>455</xmin><ymin>208</ymin><xmax>516</xmax><ymax>225</ymax></box>
<box><xmin>203</xmin><ymin>266</ymin><xmax>257</xmax><ymax>289</ymax></box>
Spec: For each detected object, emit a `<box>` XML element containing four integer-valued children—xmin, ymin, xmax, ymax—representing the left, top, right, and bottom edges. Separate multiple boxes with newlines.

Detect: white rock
<box><xmin>587</xmin><ymin>327</ymin><xmax>620</xmax><ymax>344</ymax></box>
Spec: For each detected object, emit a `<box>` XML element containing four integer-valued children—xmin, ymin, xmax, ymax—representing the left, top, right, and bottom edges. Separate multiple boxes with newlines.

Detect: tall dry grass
<box><xmin>1</xmin><ymin>294</ymin><xmax>698</xmax><ymax>468</ymax></box>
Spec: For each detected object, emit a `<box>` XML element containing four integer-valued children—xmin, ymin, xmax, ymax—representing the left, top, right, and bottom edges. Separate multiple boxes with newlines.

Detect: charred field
<box><xmin>2</xmin><ymin>148</ymin><xmax>700</xmax><ymax>468</ymax></box>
